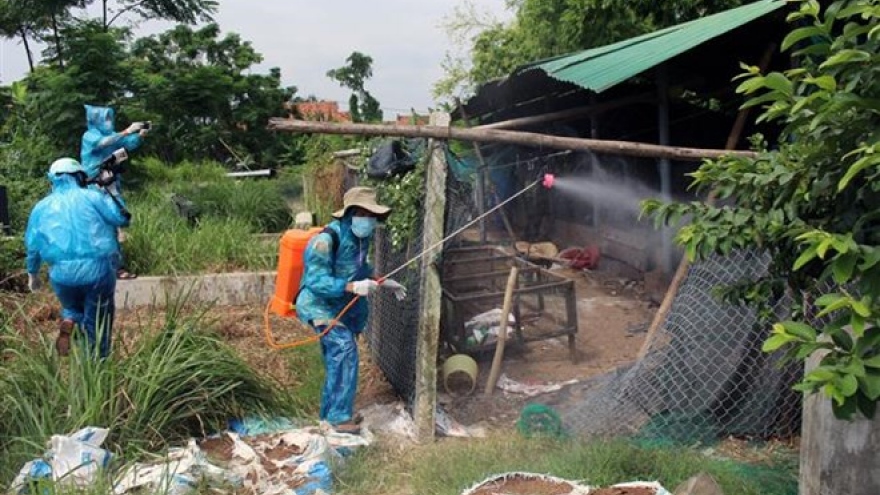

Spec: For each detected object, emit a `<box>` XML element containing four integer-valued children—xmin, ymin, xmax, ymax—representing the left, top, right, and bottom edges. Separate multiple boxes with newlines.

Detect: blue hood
<box><xmin>85</xmin><ymin>105</ymin><xmax>116</xmax><ymax>135</ymax></box>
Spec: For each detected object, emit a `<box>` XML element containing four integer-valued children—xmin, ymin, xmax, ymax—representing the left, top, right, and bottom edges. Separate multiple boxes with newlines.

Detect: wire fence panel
<box><xmin>367</xmin><ymin>222</ymin><xmax>423</xmax><ymax>402</ymax></box>
<box><xmin>368</xmin><ymin>140</ymin><xmax>803</xmax><ymax>443</ymax></box>
<box><xmin>556</xmin><ymin>248</ymin><xmax>802</xmax><ymax>443</ymax></box>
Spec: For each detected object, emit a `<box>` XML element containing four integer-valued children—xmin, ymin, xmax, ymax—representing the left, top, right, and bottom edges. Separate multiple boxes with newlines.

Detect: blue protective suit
<box><xmin>81</xmin><ymin>105</ymin><xmax>143</xmax><ymax>180</ymax></box>
<box><xmin>296</xmin><ymin>215</ymin><xmax>374</xmax><ymax>425</ymax></box>
<box><xmin>25</xmin><ymin>174</ymin><xmax>131</xmax><ymax>357</ymax></box>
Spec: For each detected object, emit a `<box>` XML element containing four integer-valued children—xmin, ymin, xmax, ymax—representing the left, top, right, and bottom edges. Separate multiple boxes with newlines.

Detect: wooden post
<box><xmin>656</xmin><ymin>64</ymin><xmax>673</xmax><ymax>274</ymax></box>
<box><xmin>474</xmin><ymin>92</ymin><xmax>654</xmax><ymax>131</ymax></box>
<box><xmin>484</xmin><ymin>266</ymin><xmax>519</xmax><ymax>395</ymax></box>
<box><xmin>413</xmin><ymin>111</ymin><xmax>450</xmax><ymax>442</ymax></box>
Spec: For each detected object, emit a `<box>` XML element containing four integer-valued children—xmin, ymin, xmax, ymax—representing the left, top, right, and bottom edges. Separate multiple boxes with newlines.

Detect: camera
<box><xmin>141</xmin><ymin>121</ymin><xmax>152</xmax><ymax>131</ymax></box>
<box><xmin>88</xmin><ymin>148</ymin><xmax>129</xmax><ymax>188</ymax></box>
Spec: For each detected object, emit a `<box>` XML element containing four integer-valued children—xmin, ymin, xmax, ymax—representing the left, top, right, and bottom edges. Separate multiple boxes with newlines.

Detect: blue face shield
<box><xmin>351</xmin><ymin>216</ymin><xmax>377</xmax><ymax>238</ymax></box>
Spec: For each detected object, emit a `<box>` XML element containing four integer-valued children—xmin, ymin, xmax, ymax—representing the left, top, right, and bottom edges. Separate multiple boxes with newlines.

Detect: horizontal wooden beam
<box><xmin>267</xmin><ymin>118</ymin><xmax>757</xmax><ymax>162</ymax></box>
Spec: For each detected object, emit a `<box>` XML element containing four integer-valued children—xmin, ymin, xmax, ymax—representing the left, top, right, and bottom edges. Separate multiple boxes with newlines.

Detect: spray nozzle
<box><xmin>542</xmin><ymin>173</ymin><xmax>555</xmax><ymax>189</ymax></box>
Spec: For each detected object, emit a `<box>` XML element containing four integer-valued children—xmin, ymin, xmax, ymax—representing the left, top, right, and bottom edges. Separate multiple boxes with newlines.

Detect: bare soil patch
<box><xmin>440</xmin><ymin>262</ymin><xmax>658</xmax><ymax>429</ymax></box>
<box><xmin>590</xmin><ymin>487</ymin><xmax>656</xmax><ymax>495</ymax></box>
<box><xmin>467</xmin><ymin>474</ymin><xmax>580</xmax><ymax>495</ymax></box>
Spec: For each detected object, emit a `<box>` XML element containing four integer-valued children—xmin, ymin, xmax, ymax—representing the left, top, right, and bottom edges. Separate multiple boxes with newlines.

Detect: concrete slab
<box><xmin>115</xmin><ymin>271</ymin><xmax>277</xmax><ymax>309</ymax></box>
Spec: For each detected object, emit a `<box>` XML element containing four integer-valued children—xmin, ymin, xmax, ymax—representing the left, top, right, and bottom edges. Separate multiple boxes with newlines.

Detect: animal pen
<box><xmin>270</xmin><ymin>114</ymin><xmax>803</xmax><ymax>444</ymax></box>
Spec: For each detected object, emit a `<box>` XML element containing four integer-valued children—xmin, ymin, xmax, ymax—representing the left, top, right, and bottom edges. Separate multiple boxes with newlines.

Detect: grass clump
<box><xmin>0</xmin><ymin>298</ymin><xmax>296</xmax><ymax>485</ymax></box>
<box><xmin>123</xmin><ymin>191</ymin><xmax>277</xmax><ymax>276</ymax></box>
<box><xmin>336</xmin><ymin>435</ymin><xmax>797</xmax><ymax>495</ymax></box>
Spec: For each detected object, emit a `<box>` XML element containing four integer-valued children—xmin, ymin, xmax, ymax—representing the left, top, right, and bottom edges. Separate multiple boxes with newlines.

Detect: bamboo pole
<box><xmin>485</xmin><ymin>266</ymin><xmax>519</xmax><ymax>395</ymax></box>
<box><xmin>267</xmin><ymin>118</ymin><xmax>757</xmax><ymax>162</ymax></box>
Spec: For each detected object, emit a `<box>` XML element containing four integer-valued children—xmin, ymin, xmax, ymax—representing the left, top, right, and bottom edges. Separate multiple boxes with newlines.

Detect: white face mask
<box><xmin>351</xmin><ymin>216</ymin><xmax>377</xmax><ymax>238</ymax></box>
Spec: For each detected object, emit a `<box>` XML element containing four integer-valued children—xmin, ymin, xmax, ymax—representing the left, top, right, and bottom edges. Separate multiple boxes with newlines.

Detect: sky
<box><xmin>0</xmin><ymin>0</ymin><xmax>513</xmax><ymax>116</ymax></box>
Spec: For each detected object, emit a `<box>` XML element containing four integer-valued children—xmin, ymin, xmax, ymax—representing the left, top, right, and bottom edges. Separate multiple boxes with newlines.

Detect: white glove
<box><xmin>381</xmin><ymin>278</ymin><xmax>407</xmax><ymax>301</ymax></box>
<box><xmin>350</xmin><ymin>279</ymin><xmax>378</xmax><ymax>296</ymax></box>
<box><xmin>27</xmin><ymin>273</ymin><xmax>41</xmax><ymax>292</ymax></box>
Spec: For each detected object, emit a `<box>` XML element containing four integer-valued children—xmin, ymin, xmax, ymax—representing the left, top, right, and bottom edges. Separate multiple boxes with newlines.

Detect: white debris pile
<box><xmin>11</xmin><ymin>422</ymin><xmax>372</xmax><ymax>495</ymax></box>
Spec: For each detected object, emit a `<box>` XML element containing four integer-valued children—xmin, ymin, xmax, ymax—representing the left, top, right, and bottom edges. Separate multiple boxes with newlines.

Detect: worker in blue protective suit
<box><xmin>81</xmin><ymin>104</ymin><xmax>148</xmax><ymax>280</ymax></box>
<box><xmin>296</xmin><ymin>187</ymin><xmax>407</xmax><ymax>434</ymax></box>
<box><xmin>25</xmin><ymin>158</ymin><xmax>132</xmax><ymax>358</ymax></box>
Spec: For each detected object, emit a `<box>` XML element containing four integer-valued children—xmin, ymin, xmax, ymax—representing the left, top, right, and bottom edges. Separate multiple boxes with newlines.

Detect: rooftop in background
<box><xmin>286</xmin><ymin>101</ymin><xmax>351</xmax><ymax>122</ymax></box>
<box><xmin>462</xmin><ymin>0</ymin><xmax>789</xmax><ymax>122</ymax></box>
<box><xmin>392</xmin><ymin>113</ymin><xmax>430</xmax><ymax>126</ymax></box>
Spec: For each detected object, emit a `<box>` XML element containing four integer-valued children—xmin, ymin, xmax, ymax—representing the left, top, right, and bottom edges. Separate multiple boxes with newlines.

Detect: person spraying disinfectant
<box><xmin>296</xmin><ymin>187</ymin><xmax>407</xmax><ymax>434</ymax></box>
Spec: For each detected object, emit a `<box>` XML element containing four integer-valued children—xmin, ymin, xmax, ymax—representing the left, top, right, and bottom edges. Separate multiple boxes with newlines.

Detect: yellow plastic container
<box><xmin>442</xmin><ymin>354</ymin><xmax>478</xmax><ymax>396</ymax></box>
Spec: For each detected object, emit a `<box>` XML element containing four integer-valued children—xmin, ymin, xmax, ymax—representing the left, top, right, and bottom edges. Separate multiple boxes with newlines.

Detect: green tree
<box><xmin>436</xmin><ymin>0</ymin><xmax>749</xmax><ymax>102</ymax></box>
<box><xmin>128</xmin><ymin>23</ymin><xmax>295</xmax><ymax>163</ymax></box>
<box><xmin>643</xmin><ymin>0</ymin><xmax>880</xmax><ymax>419</ymax></box>
<box><xmin>326</xmin><ymin>51</ymin><xmax>382</xmax><ymax>123</ymax></box>
<box><xmin>0</xmin><ymin>0</ymin><xmax>43</xmax><ymax>72</ymax></box>
<box><xmin>100</xmin><ymin>0</ymin><xmax>217</xmax><ymax>30</ymax></box>
<box><xmin>26</xmin><ymin>20</ymin><xmax>131</xmax><ymax>151</ymax></box>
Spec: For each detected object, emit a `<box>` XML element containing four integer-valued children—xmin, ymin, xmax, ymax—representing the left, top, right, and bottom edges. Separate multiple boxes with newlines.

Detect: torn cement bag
<box><xmin>464</xmin><ymin>308</ymin><xmax>516</xmax><ymax>347</ymax></box>
<box><xmin>12</xmin><ymin>427</ymin><xmax>112</xmax><ymax>492</ymax></box>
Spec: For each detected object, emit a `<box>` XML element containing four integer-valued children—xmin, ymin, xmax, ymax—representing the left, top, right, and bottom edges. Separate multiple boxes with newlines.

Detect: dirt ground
<box><xmin>436</xmin><ymin>260</ymin><xmax>658</xmax><ymax>430</ymax></box>
<box><xmin>191</xmin><ymin>258</ymin><xmax>659</xmax><ymax>431</ymax></box>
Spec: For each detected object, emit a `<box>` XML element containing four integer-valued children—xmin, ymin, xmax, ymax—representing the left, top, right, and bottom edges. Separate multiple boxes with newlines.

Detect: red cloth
<box><xmin>559</xmin><ymin>245</ymin><xmax>600</xmax><ymax>270</ymax></box>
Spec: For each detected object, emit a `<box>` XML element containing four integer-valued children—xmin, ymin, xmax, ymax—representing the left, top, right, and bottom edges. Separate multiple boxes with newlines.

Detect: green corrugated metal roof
<box><xmin>520</xmin><ymin>0</ymin><xmax>786</xmax><ymax>93</ymax></box>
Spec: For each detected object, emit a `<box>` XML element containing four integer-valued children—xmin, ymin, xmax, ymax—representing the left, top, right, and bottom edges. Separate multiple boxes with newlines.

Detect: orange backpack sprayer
<box><xmin>263</xmin><ymin>173</ymin><xmax>556</xmax><ymax>351</ymax></box>
<box><xmin>269</xmin><ymin>227</ymin><xmax>323</xmax><ymax>318</ymax></box>
<box><xmin>263</xmin><ymin>226</ymin><xmax>355</xmax><ymax>350</ymax></box>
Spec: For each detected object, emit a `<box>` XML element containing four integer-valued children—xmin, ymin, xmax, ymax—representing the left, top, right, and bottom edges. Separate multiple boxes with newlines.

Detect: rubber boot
<box><xmin>56</xmin><ymin>319</ymin><xmax>74</xmax><ymax>357</ymax></box>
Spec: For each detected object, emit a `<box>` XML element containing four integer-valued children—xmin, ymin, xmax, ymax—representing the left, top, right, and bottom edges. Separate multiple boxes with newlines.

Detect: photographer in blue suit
<box><xmin>80</xmin><ymin>104</ymin><xmax>148</xmax><ymax>279</ymax></box>
<box><xmin>25</xmin><ymin>158</ymin><xmax>132</xmax><ymax>358</ymax></box>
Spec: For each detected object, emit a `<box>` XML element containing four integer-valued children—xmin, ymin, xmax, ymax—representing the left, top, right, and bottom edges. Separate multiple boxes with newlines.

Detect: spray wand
<box><xmin>264</xmin><ymin>174</ymin><xmax>556</xmax><ymax>350</ymax></box>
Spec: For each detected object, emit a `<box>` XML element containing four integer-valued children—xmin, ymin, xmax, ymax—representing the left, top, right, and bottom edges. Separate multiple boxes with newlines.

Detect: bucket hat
<box><xmin>332</xmin><ymin>187</ymin><xmax>391</xmax><ymax>219</ymax></box>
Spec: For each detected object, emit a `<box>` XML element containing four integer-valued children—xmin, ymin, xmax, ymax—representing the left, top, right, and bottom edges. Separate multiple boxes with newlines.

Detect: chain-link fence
<box><xmin>556</xmin><ymin>248</ymin><xmax>802</xmax><ymax>442</ymax></box>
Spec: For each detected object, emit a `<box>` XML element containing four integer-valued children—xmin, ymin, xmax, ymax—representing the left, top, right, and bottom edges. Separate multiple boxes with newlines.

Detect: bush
<box><xmin>170</xmin><ymin>180</ymin><xmax>292</xmax><ymax>233</ymax></box>
<box><xmin>0</xmin><ymin>297</ymin><xmax>295</xmax><ymax>484</ymax></box>
<box><xmin>0</xmin><ymin>236</ymin><xmax>25</xmax><ymax>292</ymax></box>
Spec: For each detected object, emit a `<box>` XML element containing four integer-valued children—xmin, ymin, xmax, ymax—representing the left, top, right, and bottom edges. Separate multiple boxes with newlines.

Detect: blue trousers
<box><xmin>315</xmin><ymin>324</ymin><xmax>359</xmax><ymax>425</ymax></box>
<box><xmin>51</xmin><ymin>274</ymin><xmax>116</xmax><ymax>358</ymax></box>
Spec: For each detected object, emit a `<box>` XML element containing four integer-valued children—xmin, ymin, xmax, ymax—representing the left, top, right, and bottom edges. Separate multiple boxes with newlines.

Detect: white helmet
<box><xmin>49</xmin><ymin>157</ymin><xmax>84</xmax><ymax>176</ymax></box>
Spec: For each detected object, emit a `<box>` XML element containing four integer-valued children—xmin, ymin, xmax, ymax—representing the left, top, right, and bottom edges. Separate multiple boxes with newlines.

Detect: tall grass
<box><xmin>123</xmin><ymin>157</ymin><xmax>228</xmax><ymax>189</ymax></box>
<box><xmin>169</xmin><ymin>180</ymin><xmax>292</xmax><ymax>233</ymax></box>
<box><xmin>337</xmin><ymin>435</ymin><xmax>798</xmax><ymax>495</ymax></box>
<box><xmin>123</xmin><ymin>191</ymin><xmax>277</xmax><ymax>276</ymax></box>
<box><xmin>0</xmin><ymin>297</ymin><xmax>296</xmax><ymax>485</ymax></box>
